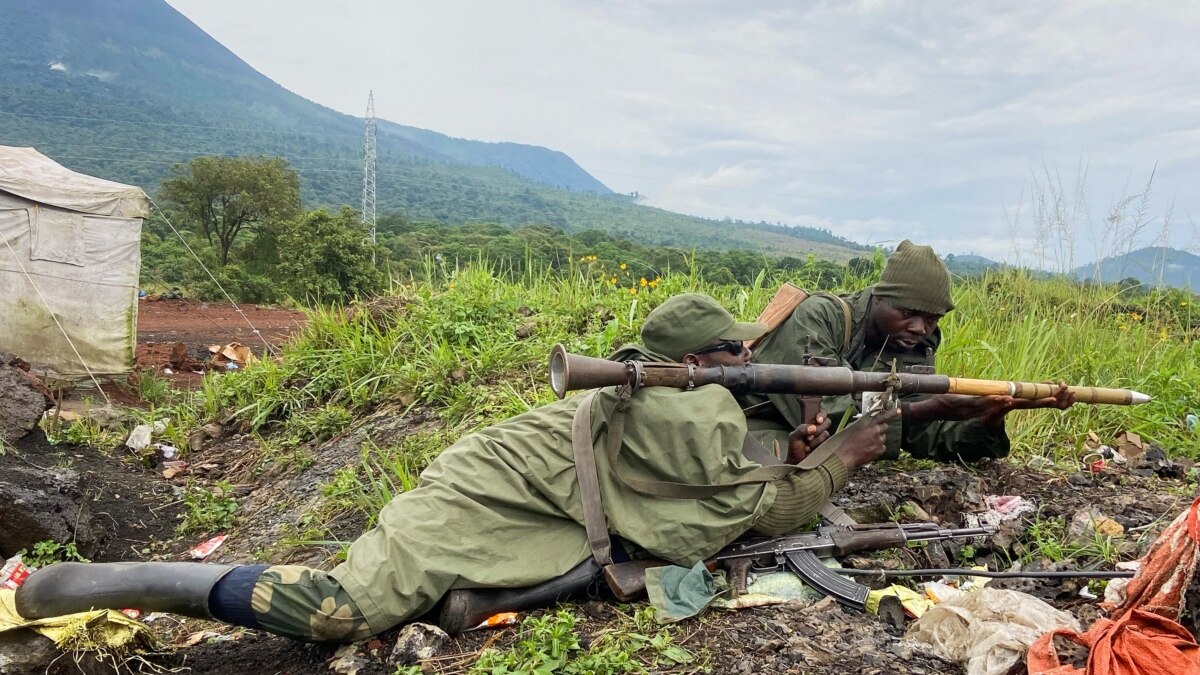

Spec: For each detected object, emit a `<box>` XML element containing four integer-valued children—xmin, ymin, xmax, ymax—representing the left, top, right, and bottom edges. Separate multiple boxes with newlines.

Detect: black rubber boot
<box><xmin>437</xmin><ymin>559</ymin><xmax>603</xmax><ymax>635</ymax></box>
<box><xmin>15</xmin><ymin>562</ymin><xmax>236</xmax><ymax>620</ymax></box>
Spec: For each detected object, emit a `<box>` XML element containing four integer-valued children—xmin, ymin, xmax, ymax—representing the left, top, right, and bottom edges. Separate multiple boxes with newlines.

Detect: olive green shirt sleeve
<box><xmin>746</xmin><ymin>296</ymin><xmax>857</xmax><ymax>428</ymax></box>
<box><xmin>749</xmin><ymin>453</ymin><xmax>849</xmax><ymax>536</ymax></box>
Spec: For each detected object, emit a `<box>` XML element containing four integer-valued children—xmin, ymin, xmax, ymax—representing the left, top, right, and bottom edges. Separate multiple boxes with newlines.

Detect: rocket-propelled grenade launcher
<box><xmin>548</xmin><ymin>344</ymin><xmax>1152</xmax><ymax>406</ymax></box>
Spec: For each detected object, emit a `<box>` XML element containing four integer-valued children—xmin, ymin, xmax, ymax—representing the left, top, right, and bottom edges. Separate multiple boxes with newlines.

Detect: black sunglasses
<box><xmin>694</xmin><ymin>340</ymin><xmax>745</xmax><ymax>356</ymax></box>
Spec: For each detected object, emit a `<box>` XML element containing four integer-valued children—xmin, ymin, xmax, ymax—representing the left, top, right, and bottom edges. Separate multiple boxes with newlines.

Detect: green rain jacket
<box><xmin>330</xmin><ymin>382</ymin><xmax>785</xmax><ymax>633</ymax></box>
<box><xmin>743</xmin><ymin>286</ymin><xmax>1010</xmax><ymax>463</ymax></box>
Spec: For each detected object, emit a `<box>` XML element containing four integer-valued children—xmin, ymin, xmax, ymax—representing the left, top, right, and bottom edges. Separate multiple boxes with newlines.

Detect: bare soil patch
<box><xmin>131</xmin><ymin>299</ymin><xmax>307</xmax><ymax>390</ymax></box>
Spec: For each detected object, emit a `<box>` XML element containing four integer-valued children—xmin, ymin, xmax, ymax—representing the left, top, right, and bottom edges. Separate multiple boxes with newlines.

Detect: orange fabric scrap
<box><xmin>1028</xmin><ymin>496</ymin><xmax>1200</xmax><ymax>674</ymax></box>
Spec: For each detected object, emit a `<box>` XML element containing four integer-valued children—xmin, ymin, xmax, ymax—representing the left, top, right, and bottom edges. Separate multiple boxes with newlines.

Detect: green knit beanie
<box><xmin>873</xmin><ymin>240</ymin><xmax>955</xmax><ymax>314</ymax></box>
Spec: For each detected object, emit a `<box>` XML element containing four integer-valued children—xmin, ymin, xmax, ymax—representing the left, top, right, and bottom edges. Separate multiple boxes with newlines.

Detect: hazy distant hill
<box><xmin>943</xmin><ymin>253</ymin><xmax>1004</xmax><ymax>277</ymax></box>
<box><xmin>0</xmin><ymin>0</ymin><xmax>869</xmax><ymax>260</ymax></box>
<box><xmin>1074</xmin><ymin>247</ymin><xmax>1200</xmax><ymax>292</ymax></box>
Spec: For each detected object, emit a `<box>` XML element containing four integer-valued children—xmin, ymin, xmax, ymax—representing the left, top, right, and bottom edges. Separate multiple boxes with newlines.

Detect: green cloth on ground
<box><xmin>330</xmin><ymin>383</ymin><xmax>779</xmax><ymax>634</ymax></box>
<box><xmin>646</xmin><ymin>562</ymin><xmax>728</xmax><ymax>623</ymax></box>
<box><xmin>744</xmin><ymin>287</ymin><xmax>1010</xmax><ymax>463</ymax></box>
<box><xmin>646</xmin><ymin>563</ymin><xmax>836</xmax><ymax>622</ymax></box>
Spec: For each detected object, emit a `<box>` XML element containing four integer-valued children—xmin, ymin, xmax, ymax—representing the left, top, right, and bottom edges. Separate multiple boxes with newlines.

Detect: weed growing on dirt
<box><xmin>133</xmin><ymin>369</ymin><xmax>172</xmax><ymax>407</ymax></box>
<box><xmin>469</xmin><ymin>607</ymin><xmax>701</xmax><ymax>675</ymax></box>
<box><xmin>178</xmin><ymin>481</ymin><xmax>238</xmax><ymax>534</ymax></box>
<box><xmin>19</xmin><ymin>540</ymin><xmax>90</xmax><ymax>567</ymax></box>
<box><xmin>1021</xmin><ymin>514</ymin><xmax>1129</xmax><ymax>567</ymax></box>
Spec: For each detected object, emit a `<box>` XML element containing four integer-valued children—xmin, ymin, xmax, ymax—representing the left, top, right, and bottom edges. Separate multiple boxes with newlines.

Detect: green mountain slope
<box><xmin>0</xmin><ymin>0</ymin><xmax>869</xmax><ymax>260</ymax></box>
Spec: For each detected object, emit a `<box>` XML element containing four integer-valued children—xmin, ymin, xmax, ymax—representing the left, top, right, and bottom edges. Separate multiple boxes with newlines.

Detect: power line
<box><xmin>0</xmin><ymin>109</ymin><xmax>361</xmax><ymax>138</ymax></box>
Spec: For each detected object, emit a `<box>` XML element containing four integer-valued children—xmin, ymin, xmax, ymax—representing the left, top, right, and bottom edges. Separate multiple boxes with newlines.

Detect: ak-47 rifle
<box><xmin>603</xmin><ymin>521</ymin><xmax>996</xmax><ymax>610</ymax></box>
<box><xmin>548</xmin><ymin>344</ymin><xmax>1152</xmax><ymax>405</ymax></box>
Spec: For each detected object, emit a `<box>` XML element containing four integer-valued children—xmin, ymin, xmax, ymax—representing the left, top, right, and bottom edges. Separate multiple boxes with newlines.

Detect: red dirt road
<box><xmin>138</xmin><ymin>299</ymin><xmax>308</xmax><ymax>348</ymax></box>
<box><xmin>134</xmin><ymin>300</ymin><xmax>308</xmax><ymax>385</ymax></box>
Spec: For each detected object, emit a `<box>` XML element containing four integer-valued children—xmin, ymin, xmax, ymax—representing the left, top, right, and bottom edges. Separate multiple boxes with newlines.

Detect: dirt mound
<box><xmin>0</xmin><ymin>431</ymin><xmax>184</xmax><ymax>563</ymax></box>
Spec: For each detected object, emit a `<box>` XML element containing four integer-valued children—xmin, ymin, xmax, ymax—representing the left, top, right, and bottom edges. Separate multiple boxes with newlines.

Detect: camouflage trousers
<box><xmin>251</xmin><ymin>565</ymin><xmax>375</xmax><ymax>642</ymax></box>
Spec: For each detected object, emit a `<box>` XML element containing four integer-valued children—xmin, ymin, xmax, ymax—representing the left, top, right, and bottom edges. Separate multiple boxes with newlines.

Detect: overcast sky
<box><xmin>166</xmin><ymin>0</ymin><xmax>1200</xmax><ymax>266</ymax></box>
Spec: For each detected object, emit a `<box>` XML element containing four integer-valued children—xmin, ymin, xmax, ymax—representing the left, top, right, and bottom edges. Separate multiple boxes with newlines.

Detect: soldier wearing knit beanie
<box><xmin>872</xmin><ymin>240</ymin><xmax>955</xmax><ymax>315</ymax></box>
<box><xmin>745</xmin><ymin>239</ymin><xmax>1075</xmax><ymax>465</ymax></box>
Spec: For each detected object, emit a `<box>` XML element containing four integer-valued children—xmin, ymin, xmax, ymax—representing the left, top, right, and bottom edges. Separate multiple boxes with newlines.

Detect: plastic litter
<box><xmin>468</xmin><ymin>612</ymin><xmax>518</xmax><ymax>631</ymax></box>
<box><xmin>125</xmin><ymin>424</ymin><xmax>152</xmax><ymax>451</ymax></box>
<box><xmin>154</xmin><ymin>443</ymin><xmax>178</xmax><ymax>460</ymax></box>
<box><xmin>1029</xmin><ymin>495</ymin><xmax>1200</xmax><ymax>674</ymax></box>
<box><xmin>867</xmin><ymin>584</ymin><xmax>934</xmax><ymax>618</ymax></box>
<box><xmin>0</xmin><ymin>555</ymin><xmax>32</xmax><ymax>590</ymax></box>
<box><xmin>189</xmin><ymin>534</ymin><xmax>227</xmax><ymax>560</ymax></box>
<box><xmin>907</xmin><ymin>587</ymin><xmax>1081</xmax><ymax>675</ymax></box>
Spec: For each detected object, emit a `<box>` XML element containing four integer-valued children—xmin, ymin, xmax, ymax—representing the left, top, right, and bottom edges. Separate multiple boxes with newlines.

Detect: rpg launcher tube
<box><xmin>548</xmin><ymin>344</ymin><xmax>1151</xmax><ymax>405</ymax></box>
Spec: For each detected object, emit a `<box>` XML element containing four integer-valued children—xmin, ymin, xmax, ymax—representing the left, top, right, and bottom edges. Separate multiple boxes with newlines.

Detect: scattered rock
<box><xmin>389</xmin><ymin>623</ymin><xmax>448</xmax><ymax>666</ymax></box>
<box><xmin>0</xmin><ymin>463</ymin><xmax>100</xmax><ymax>558</ymax></box>
<box><xmin>1066</xmin><ymin>471</ymin><xmax>1092</xmax><ymax>486</ymax></box>
<box><xmin>1067</xmin><ymin>507</ymin><xmax>1124</xmax><ymax>545</ymax></box>
<box><xmin>0</xmin><ymin>361</ymin><xmax>53</xmax><ymax>445</ymax></box>
<box><xmin>517</xmin><ymin>306</ymin><xmax>533</xmax><ymax>317</ymax></box>
<box><xmin>328</xmin><ymin>643</ymin><xmax>372</xmax><ymax>675</ymax></box>
<box><xmin>0</xmin><ymin>630</ymin><xmax>61</xmax><ymax>675</ymax></box>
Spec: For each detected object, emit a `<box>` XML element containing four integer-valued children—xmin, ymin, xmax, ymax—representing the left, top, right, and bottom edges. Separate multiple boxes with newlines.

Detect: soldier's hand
<box><xmin>786</xmin><ymin>412</ymin><xmax>831</xmax><ymax>464</ymax></box>
<box><xmin>923</xmin><ymin>393</ymin><xmax>1015</xmax><ymax>426</ymax></box>
<box><xmin>834</xmin><ymin>406</ymin><xmax>900</xmax><ymax>469</ymax></box>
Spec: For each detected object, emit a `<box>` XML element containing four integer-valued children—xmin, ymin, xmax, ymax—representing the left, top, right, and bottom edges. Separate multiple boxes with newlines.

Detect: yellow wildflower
<box><xmin>608</xmin><ymin>276</ymin><xmax>617</xmax><ymax>285</ymax></box>
<box><xmin>629</xmin><ymin>287</ymin><xmax>637</xmax><ymax>295</ymax></box>
<box><xmin>1131</xmin><ymin>312</ymin><xmax>1143</xmax><ymax>321</ymax></box>
<box><xmin>619</xmin><ymin>262</ymin><xmax>628</xmax><ymax>270</ymax></box>
<box><xmin>1159</xmin><ymin>328</ymin><xmax>1170</xmax><ymax>342</ymax></box>
<box><xmin>639</xmin><ymin>277</ymin><xmax>648</xmax><ymax>287</ymax></box>
<box><xmin>648</xmin><ymin>278</ymin><xmax>659</xmax><ymax>288</ymax></box>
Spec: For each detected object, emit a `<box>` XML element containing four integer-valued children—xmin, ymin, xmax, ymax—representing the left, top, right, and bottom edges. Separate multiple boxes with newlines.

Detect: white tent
<box><xmin>0</xmin><ymin>146</ymin><xmax>148</xmax><ymax>380</ymax></box>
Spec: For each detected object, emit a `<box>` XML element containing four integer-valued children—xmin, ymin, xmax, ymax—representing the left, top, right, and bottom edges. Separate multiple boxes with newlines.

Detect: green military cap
<box><xmin>641</xmin><ymin>293</ymin><xmax>766</xmax><ymax>361</ymax></box>
<box><xmin>874</xmin><ymin>240</ymin><xmax>955</xmax><ymax>314</ymax></box>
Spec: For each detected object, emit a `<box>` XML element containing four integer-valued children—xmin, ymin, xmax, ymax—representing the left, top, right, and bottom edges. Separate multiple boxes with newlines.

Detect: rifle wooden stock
<box><xmin>744</xmin><ymin>283</ymin><xmax>808</xmax><ymax>350</ymax></box>
<box><xmin>549</xmin><ymin>344</ymin><xmax>1151</xmax><ymax>405</ymax></box>
<box><xmin>603</xmin><ymin>560</ymin><xmax>667</xmax><ymax>602</ymax></box>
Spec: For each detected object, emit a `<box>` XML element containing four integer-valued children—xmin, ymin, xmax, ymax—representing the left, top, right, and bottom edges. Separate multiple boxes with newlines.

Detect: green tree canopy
<box><xmin>159</xmin><ymin>155</ymin><xmax>302</xmax><ymax>265</ymax></box>
<box><xmin>276</xmin><ymin>207</ymin><xmax>383</xmax><ymax>302</ymax></box>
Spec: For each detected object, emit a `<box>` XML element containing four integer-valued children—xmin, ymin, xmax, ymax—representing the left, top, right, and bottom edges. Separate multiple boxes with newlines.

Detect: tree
<box><xmin>159</xmin><ymin>156</ymin><xmax>301</xmax><ymax>265</ymax></box>
<box><xmin>276</xmin><ymin>207</ymin><xmax>383</xmax><ymax>302</ymax></box>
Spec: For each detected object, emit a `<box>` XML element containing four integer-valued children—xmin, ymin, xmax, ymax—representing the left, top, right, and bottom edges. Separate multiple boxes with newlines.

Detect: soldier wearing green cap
<box><xmin>745</xmin><ymin>240</ymin><xmax>1074</xmax><ymax>463</ymax></box>
<box><xmin>17</xmin><ymin>293</ymin><xmax>894</xmax><ymax>642</ymax></box>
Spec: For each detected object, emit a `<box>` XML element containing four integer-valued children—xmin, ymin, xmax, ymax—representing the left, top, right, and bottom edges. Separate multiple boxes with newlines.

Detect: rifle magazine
<box><xmin>783</xmin><ymin>549</ymin><xmax>868</xmax><ymax>611</ymax></box>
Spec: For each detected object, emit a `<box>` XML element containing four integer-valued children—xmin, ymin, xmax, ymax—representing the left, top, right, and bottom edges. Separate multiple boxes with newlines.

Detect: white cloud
<box><xmin>164</xmin><ymin>0</ymin><xmax>1200</xmax><ymax>263</ymax></box>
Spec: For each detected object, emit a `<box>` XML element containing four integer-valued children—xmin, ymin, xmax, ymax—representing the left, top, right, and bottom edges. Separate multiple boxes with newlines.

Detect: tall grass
<box><xmin>165</xmin><ymin>255</ymin><xmax>1197</xmax><ymax>500</ymax></box>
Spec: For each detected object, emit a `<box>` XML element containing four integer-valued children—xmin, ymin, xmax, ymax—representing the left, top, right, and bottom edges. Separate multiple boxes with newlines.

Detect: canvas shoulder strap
<box><xmin>811</xmin><ymin>292</ymin><xmax>853</xmax><ymax>353</ymax></box>
<box><xmin>571</xmin><ymin>390</ymin><xmax>613</xmax><ymax>565</ymax></box>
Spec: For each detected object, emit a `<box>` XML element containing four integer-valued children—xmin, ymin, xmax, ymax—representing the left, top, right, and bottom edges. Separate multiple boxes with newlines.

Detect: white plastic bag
<box><xmin>906</xmin><ymin>587</ymin><xmax>1081</xmax><ymax>675</ymax></box>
